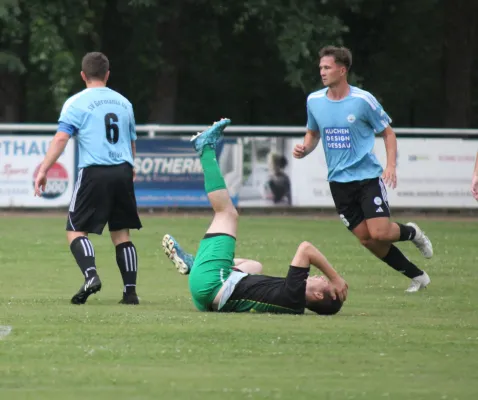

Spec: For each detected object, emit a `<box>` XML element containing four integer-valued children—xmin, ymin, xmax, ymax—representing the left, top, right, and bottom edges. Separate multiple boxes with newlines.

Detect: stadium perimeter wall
<box><xmin>0</xmin><ymin>125</ymin><xmax>477</xmax><ymax>214</ymax></box>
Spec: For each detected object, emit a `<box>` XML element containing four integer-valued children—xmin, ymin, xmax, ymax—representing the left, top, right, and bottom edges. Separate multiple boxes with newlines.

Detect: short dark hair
<box><xmin>319</xmin><ymin>46</ymin><xmax>352</xmax><ymax>71</ymax></box>
<box><xmin>306</xmin><ymin>292</ymin><xmax>343</xmax><ymax>315</ymax></box>
<box><xmin>81</xmin><ymin>52</ymin><xmax>109</xmax><ymax>81</ymax></box>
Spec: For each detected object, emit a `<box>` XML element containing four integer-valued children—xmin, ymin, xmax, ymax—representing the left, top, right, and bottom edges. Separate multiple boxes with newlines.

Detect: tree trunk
<box><xmin>0</xmin><ymin>74</ymin><xmax>23</xmax><ymax>122</ymax></box>
<box><xmin>148</xmin><ymin>16</ymin><xmax>181</xmax><ymax>123</ymax></box>
<box><xmin>443</xmin><ymin>0</ymin><xmax>478</xmax><ymax>127</ymax></box>
<box><xmin>0</xmin><ymin>2</ymin><xmax>29</xmax><ymax>122</ymax></box>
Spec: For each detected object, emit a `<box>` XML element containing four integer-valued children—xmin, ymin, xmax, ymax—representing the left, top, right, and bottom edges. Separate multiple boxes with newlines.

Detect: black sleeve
<box><xmin>283</xmin><ymin>266</ymin><xmax>310</xmax><ymax>307</ymax></box>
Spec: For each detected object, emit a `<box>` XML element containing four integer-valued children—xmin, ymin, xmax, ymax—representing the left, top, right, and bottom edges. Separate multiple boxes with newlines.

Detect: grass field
<box><xmin>1</xmin><ymin>214</ymin><xmax>477</xmax><ymax>400</ymax></box>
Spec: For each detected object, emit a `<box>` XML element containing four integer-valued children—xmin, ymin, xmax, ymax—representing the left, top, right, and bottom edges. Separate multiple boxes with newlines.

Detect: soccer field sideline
<box><xmin>1</xmin><ymin>209</ymin><xmax>477</xmax><ymax>221</ymax></box>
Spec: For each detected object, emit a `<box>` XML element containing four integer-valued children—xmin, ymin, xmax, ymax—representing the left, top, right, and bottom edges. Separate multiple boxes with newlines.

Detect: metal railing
<box><xmin>0</xmin><ymin>123</ymin><xmax>477</xmax><ymax>138</ymax></box>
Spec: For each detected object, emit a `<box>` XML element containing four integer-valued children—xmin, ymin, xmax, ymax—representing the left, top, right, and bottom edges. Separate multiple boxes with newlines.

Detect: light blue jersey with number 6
<box><xmin>57</xmin><ymin>87</ymin><xmax>136</xmax><ymax>168</ymax></box>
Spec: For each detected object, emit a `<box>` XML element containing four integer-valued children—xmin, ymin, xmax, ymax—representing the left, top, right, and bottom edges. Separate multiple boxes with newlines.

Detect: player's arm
<box><xmin>472</xmin><ymin>152</ymin><xmax>478</xmax><ymax>200</ymax></box>
<box><xmin>40</xmin><ymin>132</ymin><xmax>71</xmax><ymax>172</ymax></box>
<box><xmin>293</xmin><ymin>129</ymin><xmax>320</xmax><ymax>159</ymax></box>
<box><xmin>43</xmin><ymin>109</ymin><xmax>80</xmax><ymax>173</ymax></box>
<box><xmin>34</xmin><ymin>103</ymin><xmax>81</xmax><ymax>196</ymax></box>
<box><xmin>364</xmin><ymin>96</ymin><xmax>396</xmax><ymax>188</ymax></box>
<box><xmin>293</xmin><ymin>101</ymin><xmax>321</xmax><ymax>159</ymax></box>
<box><xmin>129</xmin><ymin>105</ymin><xmax>138</xmax><ymax>179</ymax></box>
<box><xmin>290</xmin><ymin>241</ymin><xmax>348</xmax><ymax>301</ymax></box>
<box><xmin>129</xmin><ymin>105</ymin><xmax>137</xmax><ymax>152</ymax></box>
<box><xmin>381</xmin><ymin>125</ymin><xmax>397</xmax><ymax>188</ymax></box>
<box><xmin>34</xmin><ymin>131</ymin><xmax>71</xmax><ymax>196</ymax></box>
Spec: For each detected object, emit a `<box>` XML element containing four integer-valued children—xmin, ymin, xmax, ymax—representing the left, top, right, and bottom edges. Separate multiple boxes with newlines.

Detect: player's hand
<box><xmin>293</xmin><ymin>144</ymin><xmax>307</xmax><ymax>159</ymax></box>
<box><xmin>472</xmin><ymin>175</ymin><xmax>478</xmax><ymax>201</ymax></box>
<box><xmin>382</xmin><ymin>165</ymin><xmax>397</xmax><ymax>189</ymax></box>
<box><xmin>329</xmin><ymin>277</ymin><xmax>348</xmax><ymax>302</ymax></box>
<box><xmin>34</xmin><ymin>170</ymin><xmax>47</xmax><ymax>197</ymax></box>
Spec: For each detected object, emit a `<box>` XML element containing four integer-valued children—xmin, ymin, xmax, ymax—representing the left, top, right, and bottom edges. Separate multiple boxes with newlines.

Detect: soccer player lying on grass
<box><xmin>162</xmin><ymin>118</ymin><xmax>348</xmax><ymax>315</ymax></box>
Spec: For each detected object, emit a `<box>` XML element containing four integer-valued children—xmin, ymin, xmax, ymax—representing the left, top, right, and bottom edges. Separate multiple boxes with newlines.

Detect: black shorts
<box><xmin>329</xmin><ymin>177</ymin><xmax>390</xmax><ymax>231</ymax></box>
<box><xmin>66</xmin><ymin>163</ymin><xmax>142</xmax><ymax>234</ymax></box>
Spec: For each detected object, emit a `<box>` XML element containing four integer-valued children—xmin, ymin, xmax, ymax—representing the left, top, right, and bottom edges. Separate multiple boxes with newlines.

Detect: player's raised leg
<box><xmin>163</xmin><ymin>118</ymin><xmax>235</xmax><ymax>277</ymax></box>
<box><xmin>191</xmin><ymin>118</ymin><xmax>237</xmax><ymax>237</ymax></box>
<box><xmin>186</xmin><ymin>118</ymin><xmax>241</xmax><ymax>311</ymax></box>
<box><xmin>162</xmin><ymin>234</ymin><xmax>195</xmax><ymax>275</ymax></box>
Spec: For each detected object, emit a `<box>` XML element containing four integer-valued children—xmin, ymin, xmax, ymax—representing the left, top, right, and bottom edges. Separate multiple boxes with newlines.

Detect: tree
<box><xmin>443</xmin><ymin>0</ymin><xmax>478</xmax><ymax>127</ymax></box>
<box><xmin>0</xmin><ymin>0</ymin><xmax>28</xmax><ymax>122</ymax></box>
<box><xmin>129</xmin><ymin>0</ymin><xmax>356</xmax><ymax>124</ymax></box>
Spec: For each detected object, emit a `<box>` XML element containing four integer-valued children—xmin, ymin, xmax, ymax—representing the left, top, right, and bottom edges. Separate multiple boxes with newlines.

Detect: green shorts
<box><xmin>188</xmin><ymin>234</ymin><xmax>236</xmax><ymax>311</ymax></box>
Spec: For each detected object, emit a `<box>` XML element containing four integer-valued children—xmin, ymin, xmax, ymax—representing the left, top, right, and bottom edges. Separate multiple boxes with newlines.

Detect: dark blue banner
<box><xmin>133</xmin><ymin>138</ymin><xmax>227</xmax><ymax>207</ymax></box>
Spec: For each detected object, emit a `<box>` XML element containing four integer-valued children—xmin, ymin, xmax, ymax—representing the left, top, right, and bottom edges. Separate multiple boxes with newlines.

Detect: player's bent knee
<box><xmin>219</xmin><ymin>205</ymin><xmax>238</xmax><ymax>220</ymax></box>
<box><xmin>298</xmin><ymin>241</ymin><xmax>313</xmax><ymax>254</ymax></box>
<box><xmin>242</xmin><ymin>260</ymin><xmax>263</xmax><ymax>274</ymax></box>
<box><xmin>251</xmin><ymin>261</ymin><xmax>263</xmax><ymax>274</ymax></box>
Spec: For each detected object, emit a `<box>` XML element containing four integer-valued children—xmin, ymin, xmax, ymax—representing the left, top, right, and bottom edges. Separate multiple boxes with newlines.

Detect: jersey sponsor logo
<box><xmin>323</xmin><ymin>127</ymin><xmax>351</xmax><ymax>150</ymax></box>
<box><xmin>32</xmin><ymin>163</ymin><xmax>69</xmax><ymax>199</ymax></box>
<box><xmin>376</xmin><ymin>207</ymin><xmax>384</xmax><ymax>213</ymax></box>
<box><xmin>347</xmin><ymin>114</ymin><xmax>356</xmax><ymax>123</ymax></box>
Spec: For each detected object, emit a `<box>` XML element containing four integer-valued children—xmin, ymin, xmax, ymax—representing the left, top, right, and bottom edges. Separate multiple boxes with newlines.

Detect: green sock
<box><xmin>200</xmin><ymin>146</ymin><xmax>226</xmax><ymax>193</ymax></box>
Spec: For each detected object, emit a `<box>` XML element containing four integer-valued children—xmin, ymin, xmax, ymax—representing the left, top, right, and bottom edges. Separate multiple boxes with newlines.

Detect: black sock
<box><xmin>396</xmin><ymin>223</ymin><xmax>416</xmax><ymax>241</ymax></box>
<box><xmin>70</xmin><ymin>236</ymin><xmax>97</xmax><ymax>279</ymax></box>
<box><xmin>116</xmin><ymin>242</ymin><xmax>138</xmax><ymax>294</ymax></box>
<box><xmin>381</xmin><ymin>245</ymin><xmax>423</xmax><ymax>279</ymax></box>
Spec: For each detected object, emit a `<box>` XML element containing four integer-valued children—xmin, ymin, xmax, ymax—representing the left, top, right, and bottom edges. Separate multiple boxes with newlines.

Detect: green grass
<box><xmin>1</xmin><ymin>214</ymin><xmax>478</xmax><ymax>400</ymax></box>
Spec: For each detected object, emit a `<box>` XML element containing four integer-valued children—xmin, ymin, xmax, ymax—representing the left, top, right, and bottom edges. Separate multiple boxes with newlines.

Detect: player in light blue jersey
<box><xmin>34</xmin><ymin>52</ymin><xmax>142</xmax><ymax>305</ymax></box>
<box><xmin>293</xmin><ymin>46</ymin><xmax>433</xmax><ymax>293</ymax></box>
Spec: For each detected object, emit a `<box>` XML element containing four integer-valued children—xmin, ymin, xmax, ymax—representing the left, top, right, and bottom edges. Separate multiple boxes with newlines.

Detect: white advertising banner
<box><xmin>286</xmin><ymin>138</ymin><xmax>478</xmax><ymax>208</ymax></box>
<box><xmin>0</xmin><ymin>135</ymin><xmax>75</xmax><ymax>207</ymax></box>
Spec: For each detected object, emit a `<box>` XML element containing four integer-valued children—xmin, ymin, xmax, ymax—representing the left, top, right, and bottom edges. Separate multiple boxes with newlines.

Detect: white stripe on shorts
<box><xmin>379</xmin><ymin>178</ymin><xmax>391</xmax><ymax>214</ymax></box>
<box><xmin>69</xmin><ymin>169</ymin><xmax>83</xmax><ymax>212</ymax></box>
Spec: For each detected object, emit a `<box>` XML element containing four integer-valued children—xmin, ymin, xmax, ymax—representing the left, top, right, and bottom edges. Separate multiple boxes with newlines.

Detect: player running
<box><xmin>293</xmin><ymin>45</ymin><xmax>432</xmax><ymax>293</ymax></box>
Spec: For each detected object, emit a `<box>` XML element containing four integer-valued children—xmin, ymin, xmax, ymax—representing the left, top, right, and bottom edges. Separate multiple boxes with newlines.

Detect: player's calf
<box><xmin>70</xmin><ymin>236</ymin><xmax>102</xmax><ymax>304</ymax></box>
<box><xmin>115</xmin><ymin>241</ymin><xmax>139</xmax><ymax>304</ymax></box>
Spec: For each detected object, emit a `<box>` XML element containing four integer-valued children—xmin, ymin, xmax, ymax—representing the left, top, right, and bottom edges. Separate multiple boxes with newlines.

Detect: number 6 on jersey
<box><xmin>104</xmin><ymin>112</ymin><xmax>119</xmax><ymax>144</ymax></box>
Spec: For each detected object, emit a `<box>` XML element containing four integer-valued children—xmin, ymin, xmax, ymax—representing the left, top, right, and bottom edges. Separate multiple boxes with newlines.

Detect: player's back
<box><xmin>59</xmin><ymin>87</ymin><xmax>136</xmax><ymax>168</ymax></box>
<box><xmin>221</xmin><ymin>274</ymin><xmax>305</xmax><ymax>314</ymax></box>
